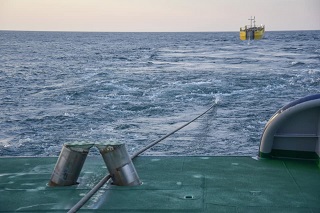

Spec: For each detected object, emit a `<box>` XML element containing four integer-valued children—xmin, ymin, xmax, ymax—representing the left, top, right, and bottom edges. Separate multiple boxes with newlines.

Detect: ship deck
<box><xmin>0</xmin><ymin>156</ymin><xmax>319</xmax><ymax>212</ymax></box>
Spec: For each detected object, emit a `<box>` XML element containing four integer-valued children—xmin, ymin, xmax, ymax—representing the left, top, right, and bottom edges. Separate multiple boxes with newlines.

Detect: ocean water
<box><xmin>0</xmin><ymin>31</ymin><xmax>319</xmax><ymax>157</ymax></box>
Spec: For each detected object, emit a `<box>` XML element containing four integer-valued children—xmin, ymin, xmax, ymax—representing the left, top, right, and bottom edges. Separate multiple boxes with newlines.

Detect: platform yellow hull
<box><xmin>240</xmin><ymin>27</ymin><xmax>265</xmax><ymax>40</ymax></box>
<box><xmin>240</xmin><ymin>31</ymin><xmax>247</xmax><ymax>40</ymax></box>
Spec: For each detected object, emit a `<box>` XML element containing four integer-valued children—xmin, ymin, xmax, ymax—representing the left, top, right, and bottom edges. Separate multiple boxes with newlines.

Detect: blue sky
<box><xmin>0</xmin><ymin>0</ymin><xmax>319</xmax><ymax>32</ymax></box>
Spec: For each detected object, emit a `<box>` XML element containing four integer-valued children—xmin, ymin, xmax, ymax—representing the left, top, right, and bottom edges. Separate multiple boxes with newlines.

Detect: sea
<box><xmin>0</xmin><ymin>30</ymin><xmax>319</xmax><ymax>157</ymax></box>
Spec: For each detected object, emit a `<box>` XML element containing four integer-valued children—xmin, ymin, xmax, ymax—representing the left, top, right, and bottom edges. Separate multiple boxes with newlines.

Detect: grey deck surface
<box><xmin>0</xmin><ymin>156</ymin><xmax>319</xmax><ymax>212</ymax></box>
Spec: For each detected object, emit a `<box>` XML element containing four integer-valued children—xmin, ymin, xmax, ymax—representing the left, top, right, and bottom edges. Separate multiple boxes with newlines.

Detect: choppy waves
<box><xmin>0</xmin><ymin>31</ymin><xmax>319</xmax><ymax>156</ymax></box>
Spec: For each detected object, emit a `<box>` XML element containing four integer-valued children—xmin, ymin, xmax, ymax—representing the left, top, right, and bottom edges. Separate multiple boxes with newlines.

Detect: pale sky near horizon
<box><xmin>0</xmin><ymin>0</ymin><xmax>319</xmax><ymax>32</ymax></box>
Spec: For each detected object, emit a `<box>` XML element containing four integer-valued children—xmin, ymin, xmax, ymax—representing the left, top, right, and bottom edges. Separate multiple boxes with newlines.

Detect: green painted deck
<box><xmin>0</xmin><ymin>156</ymin><xmax>319</xmax><ymax>212</ymax></box>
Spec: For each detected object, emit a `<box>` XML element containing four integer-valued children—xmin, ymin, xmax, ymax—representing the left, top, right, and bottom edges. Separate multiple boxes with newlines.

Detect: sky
<box><xmin>0</xmin><ymin>0</ymin><xmax>319</xmax><ymax>32</ymax></box>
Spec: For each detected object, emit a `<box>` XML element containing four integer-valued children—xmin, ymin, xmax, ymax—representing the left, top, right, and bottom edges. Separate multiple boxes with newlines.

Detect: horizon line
<box><xmin>1</xmin><ymin>29</ymin><xmax>320</xmax><ymax>33</ymax></box>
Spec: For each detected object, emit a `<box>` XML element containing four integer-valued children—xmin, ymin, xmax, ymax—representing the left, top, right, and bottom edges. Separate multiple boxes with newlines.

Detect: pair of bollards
<box><xmin>48</xmin><ymin>142</ymin><xmax>141</xmax><ymax>187</ymax></box>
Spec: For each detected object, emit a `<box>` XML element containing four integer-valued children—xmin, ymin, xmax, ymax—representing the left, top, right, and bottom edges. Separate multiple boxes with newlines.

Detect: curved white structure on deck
<box><xmin>259</xmin><ymin>94</ymin><xmax>320</xmax><ymax>159</ymax></box>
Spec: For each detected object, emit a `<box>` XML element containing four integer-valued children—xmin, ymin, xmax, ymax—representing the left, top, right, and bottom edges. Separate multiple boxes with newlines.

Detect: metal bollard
<box><xmin>97</xmin><ymin>142</ymin><xmax>141</xmax><ymax>186</ymax></box>
<box><xmin>49</xmin><ymin>143</ymin><xmax>93</xmax><ymax>186</ymax></box>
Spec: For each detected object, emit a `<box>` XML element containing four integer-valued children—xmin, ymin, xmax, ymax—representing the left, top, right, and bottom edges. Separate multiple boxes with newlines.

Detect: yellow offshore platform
<box><xmin>240</xmin><ymin>16</ymin><xmax>265</xmax><ymax>40</ymax></box>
